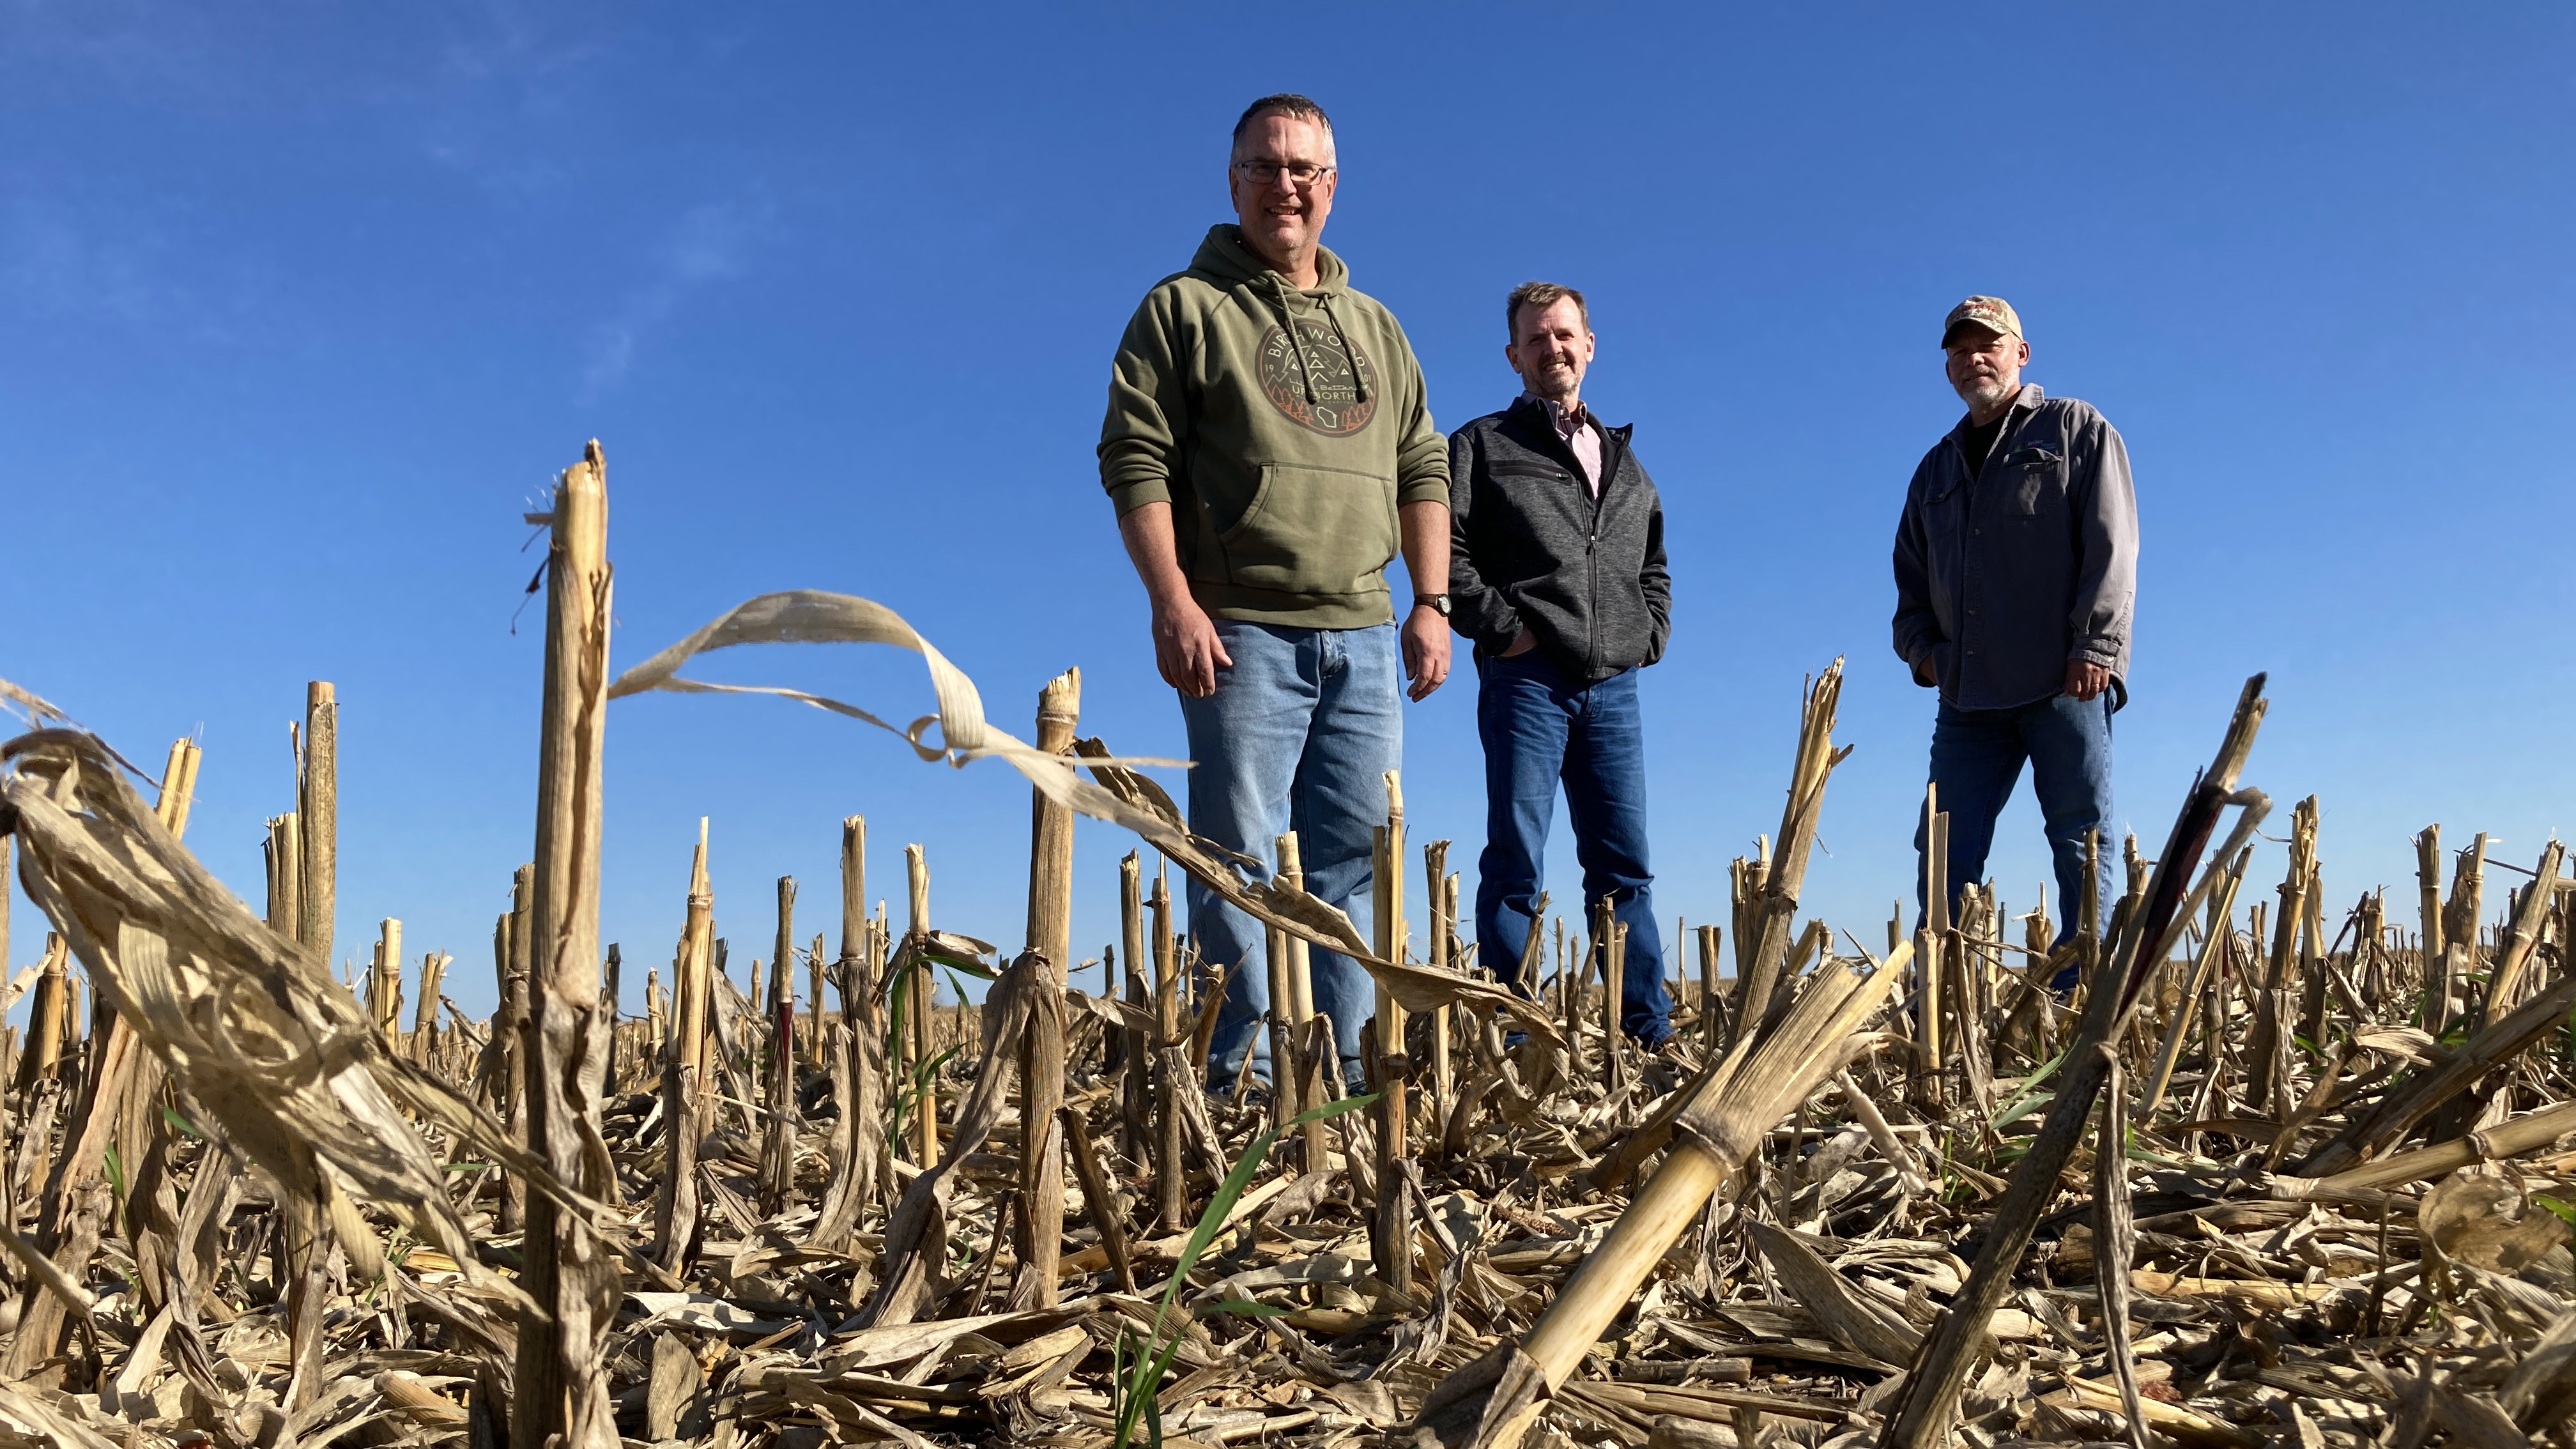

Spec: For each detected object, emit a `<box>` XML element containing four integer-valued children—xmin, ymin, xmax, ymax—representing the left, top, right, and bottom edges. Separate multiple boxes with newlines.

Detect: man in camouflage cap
<box><xmin>1891</xmin><ymin>296</ymin><xmax>2137</xmax><ymax>980</ymax></box>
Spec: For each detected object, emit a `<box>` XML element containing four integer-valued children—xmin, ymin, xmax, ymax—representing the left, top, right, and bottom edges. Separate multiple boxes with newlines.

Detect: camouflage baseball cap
<box><xmin>1941</xmin><ymin>295</ymin><xmax>2022</xmax><ymax>345</ymax></box>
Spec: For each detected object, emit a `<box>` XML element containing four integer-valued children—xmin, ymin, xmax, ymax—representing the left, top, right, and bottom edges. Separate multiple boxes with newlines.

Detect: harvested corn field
<box><xmin>0</xmin><ymin>452</ymin><xmax>2572</xmax><ymax>1449</ymax></box>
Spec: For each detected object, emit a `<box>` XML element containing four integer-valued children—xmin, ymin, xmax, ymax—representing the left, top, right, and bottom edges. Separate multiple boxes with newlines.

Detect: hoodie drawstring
<box><xmin>1259</xmin><ymin>280</ymin><xmax>1370</xmax><ymax>410</ymax></box>
<box><xmin>1318</xmin><ymin>293</ymin><xmax>1369</xmax><ymax>405</ymax></box>
<box><xmin>1261</xmin><ymin>285</ymin><xmax>1321</xmax><ymax>406</ymax></box>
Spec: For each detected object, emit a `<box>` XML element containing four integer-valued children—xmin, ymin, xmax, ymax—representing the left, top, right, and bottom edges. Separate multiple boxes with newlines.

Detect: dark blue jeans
<box><xmin>1917</xmin><ymin>691</ymin><xmax>2115</xmax><ymax>956</ymax></box>
<box><xmin>1473</xmin><ymin>648</ymin><xmax>1672</xmax><ymax>1043</ymax></box>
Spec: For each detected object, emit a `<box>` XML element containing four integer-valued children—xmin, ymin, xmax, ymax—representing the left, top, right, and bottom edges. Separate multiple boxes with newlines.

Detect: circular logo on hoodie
<box><xmin>1257</xmin><ymin>319</ymin><xmax>1377</xmax><ymax>436</ymax></box>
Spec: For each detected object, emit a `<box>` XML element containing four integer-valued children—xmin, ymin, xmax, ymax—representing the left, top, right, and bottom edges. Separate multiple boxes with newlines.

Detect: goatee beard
<box><xmin>1956</xmin><ymin>377</ymin><xmax>2013</xmax><ymax>411</ymax></box>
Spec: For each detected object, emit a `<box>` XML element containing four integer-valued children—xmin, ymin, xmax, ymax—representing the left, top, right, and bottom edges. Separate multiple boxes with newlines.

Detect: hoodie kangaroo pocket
<box><xmin>1218</xmin><ymin>463</ymin><xmax>1398</xmax><ymax>597</ymax></box>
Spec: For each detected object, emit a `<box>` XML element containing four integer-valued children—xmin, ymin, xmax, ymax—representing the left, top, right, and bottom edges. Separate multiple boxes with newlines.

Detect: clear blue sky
<box><xmin>6</xmin><ymin>5</ymin><xmax>2570</xmax><ymax>1016</ymax></box>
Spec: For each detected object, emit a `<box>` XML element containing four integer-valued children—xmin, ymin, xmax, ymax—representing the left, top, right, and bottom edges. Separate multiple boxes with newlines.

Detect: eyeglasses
<box><xmin>1235</xmin><ymin>159</ymin><xmax>1333</xmax><ymax>188</ymax></box>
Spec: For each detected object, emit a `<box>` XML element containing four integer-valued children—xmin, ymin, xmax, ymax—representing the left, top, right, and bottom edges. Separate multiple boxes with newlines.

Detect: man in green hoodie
<box><xmin>1099</xmin><ymin>94</ymin><xmax>1452</xmax><ymax>1090</ymax></box>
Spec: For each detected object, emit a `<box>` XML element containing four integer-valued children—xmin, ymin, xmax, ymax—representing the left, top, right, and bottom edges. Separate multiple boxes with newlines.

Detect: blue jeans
<box><xmin>1473</xmin><ymin>648</ymin><xmax>1671</xmax><ymax>1043</ymax></box>
<box><xmin>1184</xmin><ymin>620</ymin><xmax>1400</xmax><ymax>1089</ymax></box>
<box><xmin>1917</xmin><ymin>692</ymin><xmax>2115</xmax><ymax>960</ymax></box>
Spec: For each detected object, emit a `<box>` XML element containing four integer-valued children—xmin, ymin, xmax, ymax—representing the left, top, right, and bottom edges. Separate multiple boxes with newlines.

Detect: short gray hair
<box><xmin>1232</xmin><ymin>94</ymin><xmax>1335</xmax><ymax>161</ymax></box>
<box><xmin>1507</xmin><ymin>280</ymin><xmax>1589</xmax><ymax>339</ymax></box>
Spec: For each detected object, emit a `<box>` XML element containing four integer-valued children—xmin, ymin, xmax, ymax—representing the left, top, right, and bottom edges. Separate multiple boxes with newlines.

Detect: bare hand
<box><xmin>1152</xmin><ymin>598</ymin><xmax>1231</xmax><ymax>698</ymax></box>
<box><xmin>1402</xmin><ymin>605</ymin><xmax>1451</xmax><ymax>701</ymax></box>
<box><xmin>2064</xmin><ymin>661</ymin><xmax>2112</xmax><ymax>702</ymax></box>
<box><xmin>1500</xmin><ymin>626</ymin><xmax>1538</xmax><ymax>658</ymax></box>
<box><xmin>1912</xmin><ymin>654</ymin><xmax>1937</xmax><ymax>687</ymax></box>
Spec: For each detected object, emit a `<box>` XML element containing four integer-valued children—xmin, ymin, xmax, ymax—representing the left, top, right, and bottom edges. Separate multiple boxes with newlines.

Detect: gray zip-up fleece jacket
<box><xmin>1892</xmin><ymin>383</ymin><xmax>2137</xmax><ymax>710</ymax></box>
<box><xmin>1447</xmin><ymin>397</ymin><xmax>1671</xmax><ymax>684</ymax></box>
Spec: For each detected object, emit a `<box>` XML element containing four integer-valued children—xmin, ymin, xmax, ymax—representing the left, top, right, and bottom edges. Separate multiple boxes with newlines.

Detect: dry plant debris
<box><xmin>0</xmin><ymin>457</ymin><xmax>2570</xmax><ymax>1449</ymax></box>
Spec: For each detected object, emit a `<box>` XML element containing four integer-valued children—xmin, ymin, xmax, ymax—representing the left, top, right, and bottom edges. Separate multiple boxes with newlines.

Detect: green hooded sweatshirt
<box><xmin>1100</xmin><ymin>225</ymin><xmax>1448</xmax><ymax>630</ymax></box>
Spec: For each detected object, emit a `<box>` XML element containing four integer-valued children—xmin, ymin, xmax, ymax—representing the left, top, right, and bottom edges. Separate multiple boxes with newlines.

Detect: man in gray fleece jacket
<box><xmin>1447</xmin><ymin>281</ymin><xmax>1673</xmax><ymax>1046</ymax></box>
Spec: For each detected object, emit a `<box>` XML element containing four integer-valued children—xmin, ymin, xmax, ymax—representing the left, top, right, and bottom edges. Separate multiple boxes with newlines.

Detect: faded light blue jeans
<box><xmin>1184</xmin><ymin>619</ymin><xmax>1399</xmax><ymax>1089</ymax></box>
<box><xmin>1917</xmin><ymin>691</ymin><xmax>2117</xmax><ymax>981</ymax></box>
<box><xmin>1473</xmin><ymin>648</ymin><xmax>1671</xmax><ymax>1044</ymax></box>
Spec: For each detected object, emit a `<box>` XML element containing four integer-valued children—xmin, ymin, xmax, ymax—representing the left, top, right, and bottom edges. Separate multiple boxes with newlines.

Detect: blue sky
<box><xmin>5</xmin><ymin>4</ymin><xmax>2571</xmax><ymax>1016</ymax></box>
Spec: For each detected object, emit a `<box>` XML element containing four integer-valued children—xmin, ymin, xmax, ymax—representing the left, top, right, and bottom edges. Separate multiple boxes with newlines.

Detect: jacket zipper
<box><xmin>1514</xmin><ymin>399</ymin><xmax>1621</xmax><ymax>679</ymax></box>
<box><xmin>1586</xmin><ymin>427</ymin><xmax>1623</xmax><ymax>678</ymax></box>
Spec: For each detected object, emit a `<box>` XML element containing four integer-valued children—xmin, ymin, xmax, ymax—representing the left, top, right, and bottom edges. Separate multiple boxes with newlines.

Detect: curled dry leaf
<box><xmin>611</xmin><ymin>589</ymin><xmax>1565</xmax><ymax>1045</ymax></box>
<box><xmin>2421</xmin><ymin>1170</ymin><xmax>2568</xmax><ymax>1274</ymax></box>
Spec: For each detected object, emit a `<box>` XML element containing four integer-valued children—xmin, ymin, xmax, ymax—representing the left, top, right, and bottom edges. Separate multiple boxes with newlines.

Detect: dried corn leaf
<box><xmin>0</xmin><ymin>728</ymin><xmax>608</xmax><ymax>1296</ymax></box>
<box><xmin>606</xmin><ymin>590</ymin><xmax>1560</xmax><ymax>1043</ymax></box>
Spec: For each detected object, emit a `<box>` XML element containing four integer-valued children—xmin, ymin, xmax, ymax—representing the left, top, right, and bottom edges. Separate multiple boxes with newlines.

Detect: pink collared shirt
<box><xmin>1527</xmin><ymin>394</ymin><xmax>1602</xmax><ymax>497</ymax></box>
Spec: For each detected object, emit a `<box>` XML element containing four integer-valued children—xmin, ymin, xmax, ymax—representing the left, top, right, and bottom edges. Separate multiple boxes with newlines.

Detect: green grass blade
<box><xmin>1113</xmin><ymin>1091</ymin><xmax>1377</xmax><ymax>1449</ymax></box>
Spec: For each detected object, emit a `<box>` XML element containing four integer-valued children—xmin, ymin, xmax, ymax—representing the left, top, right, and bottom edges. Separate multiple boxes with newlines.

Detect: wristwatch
<box><xmin>1415</xmin><ymin>594</ymin><xmax>1452</xmax><ymax>618</ymax></box>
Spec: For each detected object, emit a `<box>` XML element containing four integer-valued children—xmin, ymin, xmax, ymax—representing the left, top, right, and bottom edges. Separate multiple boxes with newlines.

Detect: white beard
<box><xmin>1955</xmin><ymin>375</ymin><xmax>2015</xmax><ymax>412</ymax></box>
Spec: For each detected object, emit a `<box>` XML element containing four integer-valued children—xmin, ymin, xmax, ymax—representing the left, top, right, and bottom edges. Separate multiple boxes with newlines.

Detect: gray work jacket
<box><xmin>1891</xmin><ymin>384</ymin><xmax>2137</xmax><ymax>710</ymax></box>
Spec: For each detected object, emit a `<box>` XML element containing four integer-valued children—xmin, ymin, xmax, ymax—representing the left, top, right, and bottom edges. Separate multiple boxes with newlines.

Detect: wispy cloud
<box><xmin>0</xmin><ymin>188</ymin><xmax>288</xmax><ymax>348</ymax></box>
<box><xmin>412</xmin><ymin>3</ymin><xmax>617</xmax><ymax>199</ymax></box>
<box><xmin>2</xmin><ymin>199</ymin><xmax>159</xmax><ymax>325</ymax></box>
<box><xmin>580</xmin><ymin>189</ymin><xmax>778</xmax><ymax>397</ymax></box>
<box><xmin>0</xmin><ymin>0</ymin><xmax>243</xmax><ymax>104</ymax></box>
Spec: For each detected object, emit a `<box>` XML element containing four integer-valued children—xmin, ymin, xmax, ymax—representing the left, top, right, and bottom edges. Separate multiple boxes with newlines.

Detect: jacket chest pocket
<box><xmin>1490</xmin><ymin>461</ymin><xmax>1575</xmax><ymax>491</ymax></box>
<box><xmin>2000</xmin><ymin>445</ymin><xmax>2066</xmax><ymax>518</ymax></box>
<box><xmin>1487</xmin><ymin>461</ymin><xmax>1582</xmax><ymax>532</ymax></box>
<box><xmin>1924</xmin><ymin>479</ymin><xmax>1968</xmax><ymax>553</ymax></box>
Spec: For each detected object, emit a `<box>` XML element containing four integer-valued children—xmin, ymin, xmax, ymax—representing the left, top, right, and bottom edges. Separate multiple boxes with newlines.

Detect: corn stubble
<box><xmin>0</xmin><ymin>459</ymin><xmax>2572</xmax><ymax>1449</ymax></box>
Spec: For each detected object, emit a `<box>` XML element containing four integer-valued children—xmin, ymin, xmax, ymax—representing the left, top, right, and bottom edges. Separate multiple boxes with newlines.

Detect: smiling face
<box><xmin>1945</xmin><ymin>323</ymin><xmax>2029</xmax><ymax>419</ymax></box>
<box><xmin>1227</xmin><ymin>111</ymin><xmax>1337</xmax><ymax>277</ymax></box>
<box><xmin>1505</xmin><ymin>296</ymin><xmax>1594</xmax><ymax>403</ymax></box>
